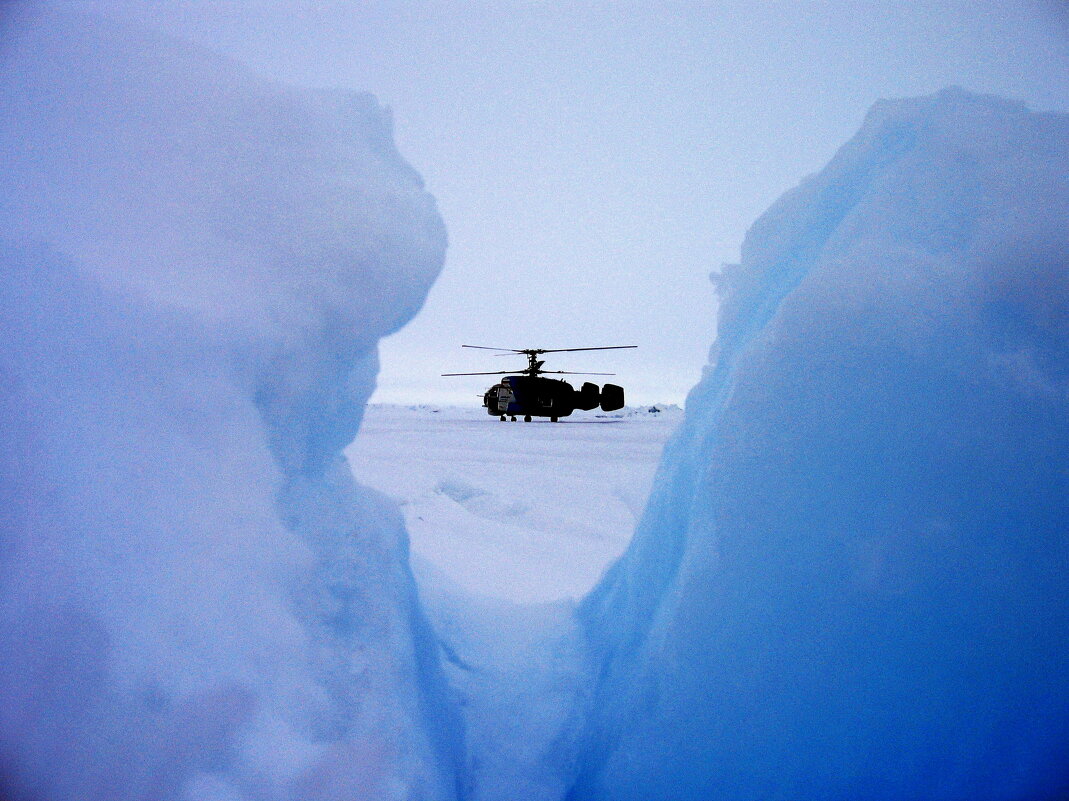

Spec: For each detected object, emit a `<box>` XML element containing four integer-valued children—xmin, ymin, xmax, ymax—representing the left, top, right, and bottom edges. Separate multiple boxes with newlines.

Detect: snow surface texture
<box><xmin>567</xmin><ymin>88</ymin><xmax>1069</xmax><ymax>800</ymax></box>
<box><xmin>0</xmin><ymin>10</ymin><xmax>460</xmax><ymax>801</ymax></box>
<box><xmin>347</xmin><ymin>405</ymin><xmax>680</xmax><ymax>604</ymax></box>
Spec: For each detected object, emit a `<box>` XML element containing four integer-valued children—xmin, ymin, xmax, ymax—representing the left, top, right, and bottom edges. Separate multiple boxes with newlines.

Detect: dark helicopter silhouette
<box><xmin>443</xmin><ymin>345</ymin><xmax>636</xmax><ymax>422</ymax></box>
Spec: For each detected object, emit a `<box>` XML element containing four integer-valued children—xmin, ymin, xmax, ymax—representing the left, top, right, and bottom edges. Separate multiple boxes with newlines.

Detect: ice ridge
<box><xmin>0</xmin><ymin>8</ymin><xmax>460</xmax><ymax>801</ymax></box>
<box><xmin>567</xmin><ymin>88</ymin><xmax>1069</xmax><ymax>800</ymax></box>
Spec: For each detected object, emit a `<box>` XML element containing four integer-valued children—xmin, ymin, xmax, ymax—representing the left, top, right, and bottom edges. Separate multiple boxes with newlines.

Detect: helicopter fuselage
<box><xmin>483</xmin><ymin>375</ymin><xmax>623</xmax><ymax>421</ymax></box>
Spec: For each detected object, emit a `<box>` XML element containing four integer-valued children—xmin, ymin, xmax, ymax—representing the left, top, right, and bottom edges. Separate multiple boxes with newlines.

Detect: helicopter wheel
<box><xmin>524</xmin><ymin>415</ymin><xmax>532</xmax><ymax>423</ymax></box>
<box><xmin>551</xmin><ymin>416</ymin><xmax>558</xmax><ymax>423</ymax></box>
<box><xmin>511</xmin><ymin>416</ymin><xmax>517</xmax><ymax>422</ymax></box>
<box><xmin>499</xmin><ymin>415</ymin><xmax>506</xmax><ymax>421</ymax></box>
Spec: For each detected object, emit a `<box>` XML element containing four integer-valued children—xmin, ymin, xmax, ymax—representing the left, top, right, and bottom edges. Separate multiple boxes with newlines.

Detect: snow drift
<box><xmin>0</xmin><ymin>9</ymin><xmax>460</xmax><ymax>801</ymax></box>
<box><xmin>567</xmin><ymin>88</ymin><xmax>1069</xmax><ymax>800</ymax></box>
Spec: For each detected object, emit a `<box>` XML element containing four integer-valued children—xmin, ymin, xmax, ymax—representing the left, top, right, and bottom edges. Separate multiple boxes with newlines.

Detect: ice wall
<box><xmin>568</xmin><ymin>88</ymin><xmax>1069</xmax><ymax>800</ymax></box>
<box><xmin>0</xmin><ymin>9</ymin><xmax>461</xmax><ymax>801</ymax></box>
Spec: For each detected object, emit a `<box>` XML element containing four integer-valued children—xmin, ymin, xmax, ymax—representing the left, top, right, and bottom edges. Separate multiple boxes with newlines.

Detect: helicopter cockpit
<box><xmin>484</xmin><ymin>382</ymin><xmax>515</xmax><ymax>414</ymax></box>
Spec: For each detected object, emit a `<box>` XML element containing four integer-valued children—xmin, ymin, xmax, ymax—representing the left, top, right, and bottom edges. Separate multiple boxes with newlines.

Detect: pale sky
<box><xmin>52</xmin><ymin>1</ymin><xmax>1069</xmax><ymax>403</ymax></box>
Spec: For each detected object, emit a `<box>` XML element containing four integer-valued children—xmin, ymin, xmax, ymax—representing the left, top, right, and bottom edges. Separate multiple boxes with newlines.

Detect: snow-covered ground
<box><xmin>346</xmin><ymin>403</ymin><xmax>681</xmax><ymax>800</ymax></box>
<box><xmin>346</xmin><ymin>404</ymin><xmax>681</xmax><ymax>604</ymax></box>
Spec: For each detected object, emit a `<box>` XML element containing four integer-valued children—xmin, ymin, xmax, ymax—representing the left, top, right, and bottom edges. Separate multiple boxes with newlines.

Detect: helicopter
<box><xmin>443</xmin><ymin>345</ymin><xmax>636</xmax><ymax>422</ymax></box>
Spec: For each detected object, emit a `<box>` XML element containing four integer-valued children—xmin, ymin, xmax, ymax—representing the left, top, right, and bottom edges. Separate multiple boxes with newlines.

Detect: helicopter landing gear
<box><xmin>524</xmin><ymin>415</ymin><xmax>532</xmax><ymax>423</ymax></box>
<box><xmin>500</xmin><ymin>414</ymin><xmax>506</xmax><ymax>421</ymax></box>
<box><xmin>511</xmin><ymin>416</ymin><xmax>517</xmax><ymax>422</ymax></box>
<box><xmin>551</xmin><ymin>416</ymin><xmax>558</xmax><ymax>423</ymax></box>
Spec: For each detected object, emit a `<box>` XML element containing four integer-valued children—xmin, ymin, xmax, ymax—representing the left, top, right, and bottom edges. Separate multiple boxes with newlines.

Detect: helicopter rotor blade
<box><xmin>461</xmin><ymin>345</ymin><xmax>637</xmax><ymax>354</ymax></box>
<box><xmin>446</xmin><ymin>345</ymin><xmax>634</xmax><ymax>379</ymax></box>
<box><xmin>441</xmin><ymin>370</ymin><xmax>517</xmax><ymax>377</ymax></box>
<box><xmin>535</xmin><ymin>345</ymin><xmax>637</xmax><ymax>354</ymax></box>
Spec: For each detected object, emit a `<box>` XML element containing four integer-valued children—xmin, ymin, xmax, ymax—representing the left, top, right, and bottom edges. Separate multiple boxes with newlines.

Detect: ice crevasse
<box><xmin>566</xmin><ymin>87</ymin><xmax>1069</xmax><ymax>801</ymax></box>
<box><xmin>0</xmin><ymin>9</ymin><xmax>462</xmax><ymax>801</ymax></box>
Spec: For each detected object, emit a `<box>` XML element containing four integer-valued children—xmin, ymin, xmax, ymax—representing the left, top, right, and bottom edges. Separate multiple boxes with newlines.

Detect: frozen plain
<box><xmin>346</xmin><ymin>403</ymin><xmax>681</xmax><ymax>800</ymax></box>
<box><xmin>347</xmin><ymin>404</ymin><xmax>681</xmax><ymax>603</ymax></box>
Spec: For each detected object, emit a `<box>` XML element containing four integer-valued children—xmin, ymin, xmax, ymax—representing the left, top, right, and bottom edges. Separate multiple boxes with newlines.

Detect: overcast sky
<box><xmin>55</xmin><ymin>1</ymin><xmax>1069</xmax><ymax>404</ymax></box>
